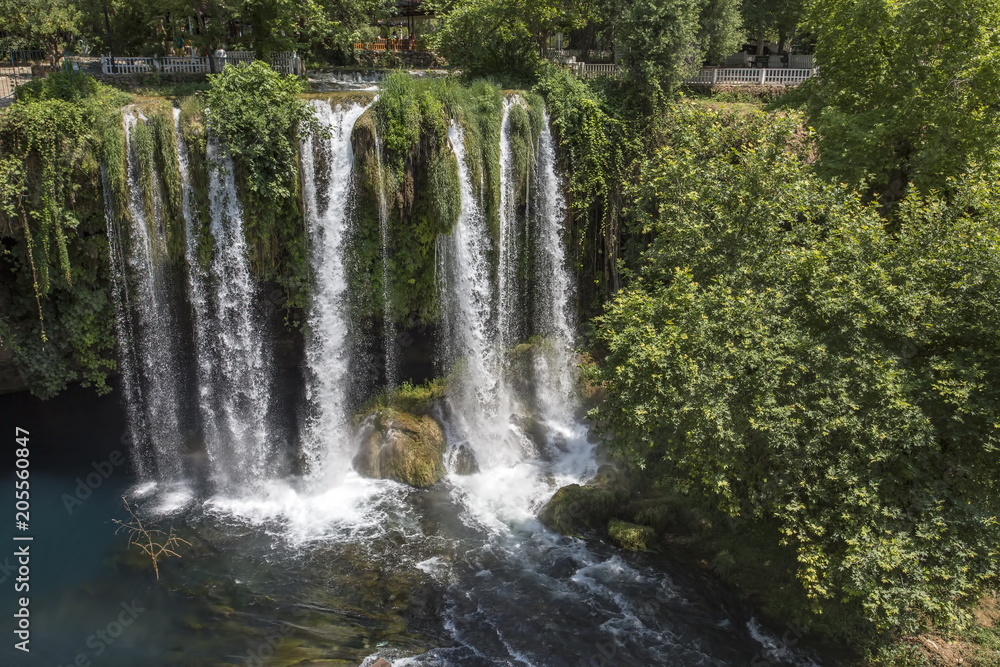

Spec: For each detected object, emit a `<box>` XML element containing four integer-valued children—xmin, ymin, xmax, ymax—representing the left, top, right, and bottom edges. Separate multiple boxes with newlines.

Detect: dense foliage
<box><xmin>0</xmin><ymin>73</ymin><xmax>129</xmax><ymax>396</ymax></box>
<box><xmin>796</xmin><ymin>0</ymin><xmax>1000</xmax><ymax>199</ymax></box>
<box><xmin>592</xmin><ymin>104</ymin><xmax>1000</xmax><ymax>634</ymax></box>
<box><xmin>205</xmin><ymin>62</ymin><xmax>319</xmax><ymax>317</ymax></box>
<box><xmin>426</xmin><ymin>0</ymin><xmax>589</xmax><ymax>80</ymax></box>
<box><xmin>0</xmin><ymin>0</ymin><xmax>81</xmax><ymax>61</ymax></box>
<box><xmin>2</xmin><ymin>0</ymin><xmax>392</xmax><ymax>59</ymax></box>
<box><xmin>602</xmin><ymin>0</ymin><xmax>742</xmax><ymax>95</ymax></box>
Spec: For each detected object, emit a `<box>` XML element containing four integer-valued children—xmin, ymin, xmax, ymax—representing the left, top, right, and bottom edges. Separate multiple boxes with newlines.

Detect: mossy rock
<box><xmin>537</xmin><ymin>464</ymin><xmax>631</xmax><ymax>535</ymax></box>
<box><xmin>353</xmin><ymin>408</ymin><xmax>446</xmax><ymax>487</ymax></box>
<box><xmin>608</xmin><ymin>519</ymin><xmax>656</xmax><ymax>551</ymax></box>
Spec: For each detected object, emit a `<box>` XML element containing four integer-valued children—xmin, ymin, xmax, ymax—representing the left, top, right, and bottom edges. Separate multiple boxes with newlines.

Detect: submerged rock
<box><xmin>451</xmin><ymin>443</ymin><xmax>480</xmax><ymax>475</ymax></box>
<box><xmin>353</xmin><ymin>408</ymin><xmax>446</xmax><ymax>488</ymax></box>
<box><xmin>608</xmin><ymin>519</ymin><xmax>656</xmax><ymax>551</ymax></box>
<box><xmin>537</xmin><ymin>464</ymin><xmax>631</xmax><ymax>535</ymax></box>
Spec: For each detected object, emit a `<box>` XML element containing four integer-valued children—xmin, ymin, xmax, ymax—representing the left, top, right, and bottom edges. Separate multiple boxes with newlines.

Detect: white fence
<box><xmin>569</xmin><ymin>63</ymin><xmax>620</xmax><ymax>79</ymax></box>
<box><xmin>160</xmin><ymin>56</ymin><xmax>210</xmax><ymax>74</ymax></box>
<box><xmin>685</xmin><ymin>67</ymin><xmax>815</xmax><ymax>86</ymax></box>
<box><xmin>225</xmin><ymin>50</ymin><xmax>255</xmax><ymax>67</ymax></box>
<box><xmin>101</xmin><ymin>56</ymin><xmax>154</xmax><ymax>74</ymax></box>
<box><xmin>565</xmin><ymin>61</ymin><xmax>815</xmax><ymax>86</ymax></box>
<box><xmin>100</xmin><ymin>53</ymin><xmax>301</xmax><ymax>76</ymax></box>
<box><xmin>270</xmin><ymin>51</ymin><xmax>299</xmax><ymax>75</ymax></box>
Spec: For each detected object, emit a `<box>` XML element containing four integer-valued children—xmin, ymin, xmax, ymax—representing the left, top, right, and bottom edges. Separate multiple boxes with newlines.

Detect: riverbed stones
<box><xmin>353</xmin><ymin>408</ymin><xmax>446</xmax><ymax>487</ymax></box>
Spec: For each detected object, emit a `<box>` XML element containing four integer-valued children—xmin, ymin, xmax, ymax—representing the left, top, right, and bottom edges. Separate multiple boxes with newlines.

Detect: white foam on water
<box><xmin>747</xmin><ymin>617</ymin><xmax>822</xmax><ymax>667</ymax></box>
<box><xmin>203</xmin><ymin>473</ymin><xmax>411</xmax><ymax>546</ymax></box>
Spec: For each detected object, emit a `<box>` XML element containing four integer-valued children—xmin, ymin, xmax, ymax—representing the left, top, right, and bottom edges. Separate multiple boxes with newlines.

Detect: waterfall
<box><xmin>104</xmin><ymin>108</ymin><xmax>185</xmax><ymax>481</ymax></box>
<box><xmin>372</xmin><ymin>127</ymin><xmax>398</xmax><ymax>389</ymax></box>
<box><xmin>173</xmin><ymin>106</ymin><xmax>211</xmax><ymax>479</ymax></box>
<box><xmin>171</xmin><ymin>120</ymin><xmax>276</xmax><ymax>489</ymax></box>
<box><xmin>299</xmin><ymin>100</ymin><xmax>369</xmax><ymax>482</ymax></box>
<box><xmin>437</xmin><ymin>121</ymin><xmax>530</xmax><ymax>469</ymax></box>
<box><xmin>532</xmin><ymin>114</ymin><xmax>579</xmax><ymax>429</ymax></box>
<box><xmin>496</xmin><ymin>98</ymin><xmax>521</xmax><ymax>351</ymax></box>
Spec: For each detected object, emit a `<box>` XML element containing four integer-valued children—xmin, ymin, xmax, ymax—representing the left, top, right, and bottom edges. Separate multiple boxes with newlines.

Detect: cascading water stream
<box><xmin>436</xmin><ymin>121</ymin><xmax>531</xmax><ymax>469</ymax></box>
<box><xmin>299</xmin><ymin>100</ymin><xmax>370</xmax><ymax>482</ymax></box>
<box><xmin>531</xmin><ymin>113</ymin><xmax>580</xmax><ymax>432</ymax></box>
<box><xmin>206</xmin><ymin>139</ymin><xmax>274</xmax><ymax>486</ymax></box>
<box><xmin>496</xmin><ymin>98</ymin><xmax>521</xmax><ymax>350</ymax></box>
<box><xmin>372</xmin><ymin>126</ymin><xmax>398</xmax><ymax>389</ymax></box>
<box><xmin>104</xmin><ymin>108</ymin><xmax>185</xmax><ymax>481</ymax></box>
<box><xmin>172</xmin><ymin>128</ymin><xmax>276</xmax><ymax>489</ymax></box>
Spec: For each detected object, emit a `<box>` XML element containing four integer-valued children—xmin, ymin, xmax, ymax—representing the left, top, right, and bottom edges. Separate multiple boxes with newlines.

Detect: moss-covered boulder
<box><xmin>608</xmin><ymin>519</ymin><xmax>656</xmax><ymax>551</ymax></box>
<box><xmin>537</xmin><ymin>464</ymin><xmax>631</xmax><ymax>535</ymax></box>
<box><xmin>353</xmin><ymin>408</ymin><xmax>446</xmax><ymax>487</ymax></box>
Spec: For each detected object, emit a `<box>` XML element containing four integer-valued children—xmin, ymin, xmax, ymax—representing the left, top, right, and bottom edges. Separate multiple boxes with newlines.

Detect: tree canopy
<box><xmin>799</xmin><ymin>0</ymin><xmax>1000</xmax><ymax>199</ymax></box>
<box><xmin>0</xmin><ymin>0</ymin><xmax>82</xmax><ymax>61</ymax></box>
<box><xmin>592</xmin><ymin>104</ymin><xmax>1000</xmax><ymax>633</ymax></box>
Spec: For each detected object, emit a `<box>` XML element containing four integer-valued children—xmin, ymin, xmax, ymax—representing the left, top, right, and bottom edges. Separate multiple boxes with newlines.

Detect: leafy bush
<box><xmin>205</xmin><ymin>63</ymin><xmax>321</xmax><ymax>322</ymax></box>
<box><xmin>206</xmin><ymin>62</ymin><xmax>318</xmax><ymax>202</ymax></box>
<box><xmin>799</xmin><ymin>0</ymin><xmax>1000</xmax><ymax>198</ymax></box>
<box><xmin>0</xmin><ymin>74</ymin><xmax>127</xmax><ymax>396</ymax></box>
<box><xmin>593</xmin><ymin>104</ymin><xmax>1000</xmax><ymax>635</ymax></box>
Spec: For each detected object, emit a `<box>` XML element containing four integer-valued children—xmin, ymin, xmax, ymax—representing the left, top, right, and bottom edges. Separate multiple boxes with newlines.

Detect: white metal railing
<box><xmin>224</xmin><ymin>50</ymin><xmax>255</xmax><ymax>67</ymax></box>
<box><xmin>100</xmin><ymin>52</ymin><xmax>299</xmax><ymax>75</ymax></box>
<box><xmin>101</xmin><ymin>56</ymin><xmax>154</xmax><ymax>74</ymax></box>
<box><xmin>685</xmin><ymin>67</ymin><xmax>815</xmax><ymax>86</ymax></box>
<box><xmin>270</xmin><ymin>51</ymin><xmax>299</xmax><ymax>75</ymax></box>
<box><xmin>577</xmin><ymin>63</ymin><xmax>619</xmax><ymax>79</ymax></box>
<box><xmin>160</xmin><ymin>56</ymin><xmax>209</xmax><ymax>74</ymax></box>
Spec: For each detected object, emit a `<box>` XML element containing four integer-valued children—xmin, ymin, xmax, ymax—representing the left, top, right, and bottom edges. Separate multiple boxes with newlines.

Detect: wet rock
<box><xmin>353</xmin><ymin>408</ymin><xmax>446</xmax><ymax>488</ymax></box>
<box><xmin>537</xmin><ymin>464</ymin><xmax>631</xmax><ymax>535</ymax></box>
<box><xmin>452</xmin><ymin>443</ymin><xmax>480</xmax><ymax>475</ymax></box>
<box><xmin>607</xmin><ymin>519</ymin><xmax>656</xmax><ymax>551</ymax></box>
<box><xmin>511</xmin><ymin>413</ymin><xmax>548</xmax><ymax>453</ymax></box>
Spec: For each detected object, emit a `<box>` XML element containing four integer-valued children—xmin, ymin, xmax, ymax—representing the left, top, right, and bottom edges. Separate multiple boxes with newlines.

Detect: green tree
<box><xmin>427</xmin><ymin>0</ymin><xmax>591</xmax><ymax>79</ymax></box>
<box><xmin>604</xmin><ymin>0</ymin><xmax>743</xmax><ymax>94</ymax></box>
<box><xmin>0</xmin><ymin>0</ymin><xmax>82</xmax><ymax>62</ymax></box>
<box><xmin>594</xmin><ymin>104</ymin><xmax>1000</xmax><ymax>634</ymax></box>
<box><xmin>740</xmin><ymin>0</ymin><xmax>803</xmax><ymax>54</ymax></box>
<box><xmin>801</xmin><ymin>0</ymin><xmax>1000</xmax><ymax>198</ymax></box>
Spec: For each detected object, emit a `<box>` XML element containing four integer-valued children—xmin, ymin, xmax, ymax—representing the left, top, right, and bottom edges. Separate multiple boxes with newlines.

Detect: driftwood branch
<box><xmin>113</xmin><ymin>497</ymin><xmax>191</xmax><ymax>580</ymax></box>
